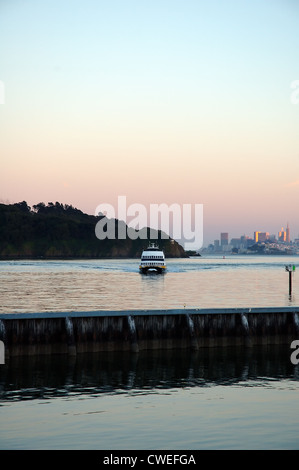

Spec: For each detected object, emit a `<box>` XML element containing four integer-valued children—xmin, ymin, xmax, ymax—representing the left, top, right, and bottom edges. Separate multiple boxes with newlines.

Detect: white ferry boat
<box><xmin>139</xmin><ymin>243</ymin><xmax>166</xmax><ymax>274</ymax></box>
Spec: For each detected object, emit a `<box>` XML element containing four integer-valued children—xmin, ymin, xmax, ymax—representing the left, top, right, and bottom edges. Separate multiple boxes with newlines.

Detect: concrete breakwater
<box><xmin>0</xmin><ymin>307</ymin><xmax>299</xmax><ymax>357</ymax></box>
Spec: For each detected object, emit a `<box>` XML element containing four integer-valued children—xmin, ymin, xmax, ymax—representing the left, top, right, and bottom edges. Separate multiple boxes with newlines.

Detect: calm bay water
<box><xmin>0</xmin><ymin>255</ymin><xmax>299</xmax><ymax>449</ymax></box>
<box><xmin>0</xmin><ymin>255</ymin><xmax>299</xmax><ymax>312</ymax></box>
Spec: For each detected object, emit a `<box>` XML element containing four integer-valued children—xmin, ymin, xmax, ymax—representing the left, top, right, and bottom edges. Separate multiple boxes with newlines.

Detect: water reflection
<box><xmin>0</xmin><ymin>344</ymin><xmax>298</xmax><ymax>402</ymax></box>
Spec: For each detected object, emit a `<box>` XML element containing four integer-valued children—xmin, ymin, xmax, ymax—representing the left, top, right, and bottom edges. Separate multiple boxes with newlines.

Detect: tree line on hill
<box><xmin>0</xmin><ymin>201</ymin><xmax>187</xmax><ymax>259</ymax></box>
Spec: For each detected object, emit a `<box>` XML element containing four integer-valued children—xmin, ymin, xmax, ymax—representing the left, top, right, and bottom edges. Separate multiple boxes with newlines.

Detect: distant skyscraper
<box><xmin>259</xmin><ymin>232</ymin><xmax>269</xmax><ymax>242</ymax></box>
<box><xmin>278</xmin><ymin>227</ymin><xmax>286</xmax><ymax>242</ymax></box>
<box><xmin>221</xmin><ymin>233</ymin><xmax>229</xmax><ymax>246</ymax></box>
<box><xmin>254</xmin><ymin>232</ymin><xmax>269</xmax><ymax>243</ymax></box>
<box><xmin>286</xmin><ymin>223</ymin><xmax>290</xmax><ymax>243</ymax></box>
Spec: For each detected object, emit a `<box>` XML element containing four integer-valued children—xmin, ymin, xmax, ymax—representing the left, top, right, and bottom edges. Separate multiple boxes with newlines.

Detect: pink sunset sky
<box><xmin>1</xmin><ymin>0</ymin><xmax>299</xmax><ymax>246</ymax></box>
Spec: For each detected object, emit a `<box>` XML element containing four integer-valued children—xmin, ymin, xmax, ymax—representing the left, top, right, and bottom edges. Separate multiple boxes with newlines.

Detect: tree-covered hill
<box><xmin>0</xmin><ymin>201</ymin><xmax>187</xmax><ymax>259</ymax></box>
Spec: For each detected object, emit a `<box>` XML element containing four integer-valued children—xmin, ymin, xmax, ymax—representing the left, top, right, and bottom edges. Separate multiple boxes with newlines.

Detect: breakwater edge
<box><xmin>1</xmin><ymin>307</ymin><xmax>299</xmax><ymax>357</ymax></box>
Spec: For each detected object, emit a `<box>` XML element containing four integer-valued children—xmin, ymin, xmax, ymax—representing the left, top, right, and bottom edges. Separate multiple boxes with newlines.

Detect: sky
<box><xmin>1</xmin><ymin>0</ymin><xmax>299</xmax><ymax>247</ymax></box>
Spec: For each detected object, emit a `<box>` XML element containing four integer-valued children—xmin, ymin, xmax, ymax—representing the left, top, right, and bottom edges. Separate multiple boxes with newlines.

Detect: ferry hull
<box><xmin>139</xmin><ymin>265</ymin><xmax>166</xmax><ymax>274</ymax></box>
<box><xmin>139</xmin><ymin>243</ymin><xmax>166</xmax><ymax>274</ymax></box>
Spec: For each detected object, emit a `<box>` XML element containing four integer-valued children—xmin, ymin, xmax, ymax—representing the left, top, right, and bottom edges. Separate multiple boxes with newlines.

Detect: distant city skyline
<box><xmin>205</xmin><ymin>222</ymin><xmax>299</xmax><ymax>252</ymax></box>
<box><xmin>1</xmin><ymin>0</ymin><xmax>299</xmax><ymax>248</ymax></box>
<box><xmin>203</xmin><ymin>221</ymin><xmax>299</xmax><ymax>248</ymax></box>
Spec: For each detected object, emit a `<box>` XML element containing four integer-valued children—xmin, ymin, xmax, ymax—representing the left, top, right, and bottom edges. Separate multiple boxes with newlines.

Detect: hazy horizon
<box><xmin>1</xmin><ymin>0</ymin><xmax>299</xmax><ymax>246</ymax></box>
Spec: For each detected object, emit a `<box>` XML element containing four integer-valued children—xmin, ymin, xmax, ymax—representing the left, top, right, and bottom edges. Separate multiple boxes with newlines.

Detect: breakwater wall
<box><xmin>0</xmin><ymin>307</ymin><xmax>299</xmax><ymax>357</ymax></box>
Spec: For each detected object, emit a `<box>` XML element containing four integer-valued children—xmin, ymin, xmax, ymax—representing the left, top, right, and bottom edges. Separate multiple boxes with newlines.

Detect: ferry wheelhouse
<box><xmin>139</xmin><ymin>243</ymin><xmax>166</xmax><ymax>274</ymax></box>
